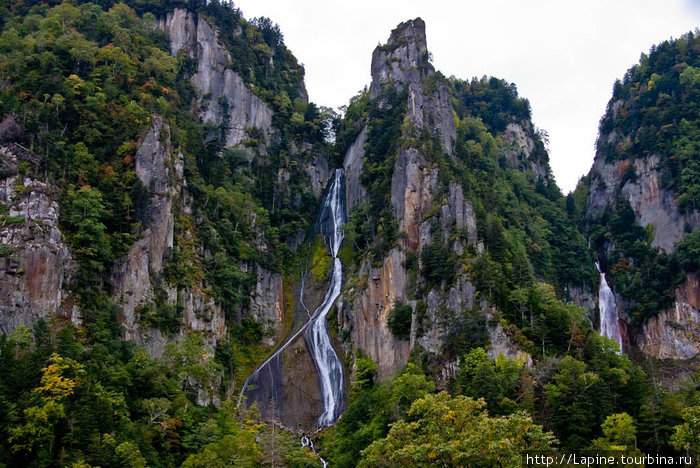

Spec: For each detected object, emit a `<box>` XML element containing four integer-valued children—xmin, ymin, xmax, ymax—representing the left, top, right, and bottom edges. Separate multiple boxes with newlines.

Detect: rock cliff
<box><xmin>370</xmin><ymin>18</ymin><xmax>455</xmax><ymax>157</ymax></box>
<box><xmin>159</xmin><ymin>9</ymin><xmax>275</xmax><ymax>150</ymax></box>
<box><xmin>636</xmin><ymin>274</ymin><xmax>700</xmax><ymax>359</ymax></box>
<box><xmin>111</xmin><ymin>118</ymin><xmax>227</xmax><ymax>357</ymax></box>
<box><xmin>0</xmin><ymin>145</ymin><xmax>76</xmax><ymax>333</ymax></box>
<box><xmin>586</xmin><ymin>93</ymin><xmax>700</xmax><ymax>359</ymax></box>
<box><xmin>340</xmin><ymin>19</ymin><xmax>527</xmax><ymax>380</ymax></box>
<box><xmin>588</xmin><ymin>150</ymin><xmax>700</xmax><ymax>253</ymax></box>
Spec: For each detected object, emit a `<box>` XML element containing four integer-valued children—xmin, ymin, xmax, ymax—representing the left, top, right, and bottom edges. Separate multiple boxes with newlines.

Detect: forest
<box><xmin>0</xmin><ymin>1</ymin><xmax>698</xmax><ymax>467</ymax></box>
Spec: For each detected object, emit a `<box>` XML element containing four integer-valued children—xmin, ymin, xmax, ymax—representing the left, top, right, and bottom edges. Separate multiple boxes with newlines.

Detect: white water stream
<box><xmin>307</xmin><ymin>169</ymin><xmax>345</xmax><ymax>425</ymax></box>
<box><xmin>240</xmin><ymin>169</ymin><xmax>346</xmax><ymax>427</ymax></box>
<box><xmin>596</xmin><ymin>261</ymin><xmax>623</xmax><ymax>352</ymax></box>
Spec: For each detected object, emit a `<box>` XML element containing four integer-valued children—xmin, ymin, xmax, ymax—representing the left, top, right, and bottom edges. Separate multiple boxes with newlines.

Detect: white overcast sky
<box><xmin>232</xmin><ymin>0</ymin><xmax>700</xmax><ymax>193</ymax></box>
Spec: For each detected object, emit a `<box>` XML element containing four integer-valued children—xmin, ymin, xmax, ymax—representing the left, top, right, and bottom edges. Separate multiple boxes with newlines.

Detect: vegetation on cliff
<box><xmin>0</xmin><ymin>1</ymin><xmax>327</xmax><ymax>466</ymax></box>
<box><xmin>582</xmin><ymin>31</ymin><xmax>700</xmax><ymax>326</ymax></box>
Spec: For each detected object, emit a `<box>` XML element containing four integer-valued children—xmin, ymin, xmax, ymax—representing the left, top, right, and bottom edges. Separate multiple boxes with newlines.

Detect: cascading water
<box><xmin>301</xmin><ymin>435</ymin><xmax>328</xmax><ymax>468</ymax></box>
<box><xmin>306</xmin><ymin>169</ymin><xmax>346</xmax><ymax>425</ymax></box>
<box><xmin>239</xmin><ymin>169</ymin><xmax>346</xmax><ymax>426</ymax></box>
<box><xmin>596</xmin><ymin>261</ymin><xmax>623</xmax><ymax>352</ymax></box>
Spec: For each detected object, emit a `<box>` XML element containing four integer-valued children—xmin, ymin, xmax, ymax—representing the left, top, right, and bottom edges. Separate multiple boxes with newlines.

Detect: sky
<box><xmin>232</xmin><ymin>0</ymin><xmax>700</xmax><ymax>193</ymax></box>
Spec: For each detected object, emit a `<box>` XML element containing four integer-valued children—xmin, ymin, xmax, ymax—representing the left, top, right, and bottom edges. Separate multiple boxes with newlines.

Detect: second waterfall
<box><xmin>240</xmin><ymin>169</ymin><xmax>346</xmax><ymax>427</ymax></box>
<box><xmin>596</xmin><ymin>261</ymin><xmax>623</xmax><ymax>353</ymax></box>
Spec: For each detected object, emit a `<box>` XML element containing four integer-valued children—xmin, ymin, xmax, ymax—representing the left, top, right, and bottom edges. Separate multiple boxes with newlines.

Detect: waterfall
<box><xmin>307</xmin><ymin>169</ymin><xmax>345</xmax><ymax>426</ymax></box>
<box><xmin>240</xmin><ymin>169</ymin><xmax>346</xmax><ymax>426</ymax></box>
<box><xmin>596</xmin><ymin>262</ymin><xmax>623</xmax><ymax>352</ymax></box>
<box><xmin>301</xmin><ymin>435</ymin><xmax>328</xmax><ymax>468</ymax></box>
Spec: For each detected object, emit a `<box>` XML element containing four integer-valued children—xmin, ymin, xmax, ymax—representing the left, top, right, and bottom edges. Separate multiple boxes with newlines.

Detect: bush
<box><xmin>387</xmin><ymin>301</ymin><xmax>412</xmax><ymax>340</ymax></box>
<box><xmin>676</xmin><ymin>229</ymin><xmax>700</xmax><ymax>274</ymax></box>
<box><xmin>420</xmin><ymin>239</ymin><xmax>455</xmax><ymax>287</ymax></box>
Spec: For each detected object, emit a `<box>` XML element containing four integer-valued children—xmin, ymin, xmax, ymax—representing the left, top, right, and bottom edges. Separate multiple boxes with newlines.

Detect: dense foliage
<box><xmin>0</xmin><ymin>1</ymin><xmax>328</xmax><ymax>466</ymax></box>
<box><xmin>1</xmin><ymin>2</ymin><xmax>699</xmax><ymax>467</ymax></box>
<box><xmin>598</xmin><ymin>31</ymin><xmax>700</xmax><ymax>212</ymax></box>
<box><xmin>321</xmin><ymin>335</ymin><xmax>699</xmax><ymax>465</ymax></box>
<box><xmin>585</xmin><ymin>31</ymin><xmax>700</xmax><ymax>326</ymax></box>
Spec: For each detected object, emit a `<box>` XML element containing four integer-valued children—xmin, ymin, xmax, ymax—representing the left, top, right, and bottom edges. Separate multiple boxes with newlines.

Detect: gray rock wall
<box><xmin>343</xmin><ymin>126</ymin><xmax>367</xmax><ymax>212</ymax></box>
<box><xmin>370</xmin><ymin>18</ymin><xmax>455</xmax><ymax>157</ymax></box>
<box><xmin>502</xmin><ymin>122</ymin><xmax>549</xmax><ymax>180</ymax></box>
<box><xmin>111</xmin><ymin>119</ymin><xmax>227</xmax><ymax>356</ymax></box>
<box><xmin>587</xmin><ymin>110</ymin><xmax>700</xmax><ymax>359</ymax></box>
<box><xmin>160</xmin><ymin>9</ymin><xmax>274</xmax><ymax>150</ymax></box>
<box><xmin>0</xmin><ymin>148</ymin><xmax>76</xmax><ymax>333</ymax></box>
<box><xmin>588</xmin><ymin>153</ymin><xmax>700</xmax><ymax>253</ymax></box>
<box><xmin>637</xmin><ymin>274</ymin><xmax>700</xmax><ymax>359</ymax></box>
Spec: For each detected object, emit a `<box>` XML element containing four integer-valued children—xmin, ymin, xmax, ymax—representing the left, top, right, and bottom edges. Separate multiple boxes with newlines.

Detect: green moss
<box><xmin>0</xmin><ymin>243</ymin><xmax>15</xmax><ymax>257</ymax></box>
<box><xmin>337</xmin><ymin>241</ymin><xmax>354</xmax><ymax>268</ymax></box>
<box><xmin>309</xmin><ymin>236</ymin><xmax>332</xmax><ymax>283</ymax></box>
<box><xmin>0</xmin><ymin>215</ymin><xmax>24</xmax><ymax>227</ymax></box>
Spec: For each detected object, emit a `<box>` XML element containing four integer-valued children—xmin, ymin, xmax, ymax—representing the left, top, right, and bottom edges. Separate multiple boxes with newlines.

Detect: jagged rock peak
<box><xmin>370</xmin><ymin>17</ymin><xmax>433</xmax><ymax>98</ymax></box>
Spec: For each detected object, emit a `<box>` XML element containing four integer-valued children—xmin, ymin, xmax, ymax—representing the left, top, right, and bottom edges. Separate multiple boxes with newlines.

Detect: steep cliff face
<box><xmin>502</xmin><ymin>122</ymin><xmax>550</xmax><ymax>181</ymax></box>
<box><xmin>0</xmin><ymin>145</ymin><xmax>76</xmax><ymax>333</ymax></box>
<box><xmin>588</xmin><ymin>150</ymin><xmax>700</xmax><ymax>253</ymax></box>
<box><xmin>343</xmin><ymin>126</ymin><xmax>367</xmax><ymax>212</ymax></box>
<box><xmin>637</xmin><ymin>274</ymin><xmax>700</xmax><ymax>359</ymax></box>
<box><xmin>340</xmin><ymin>19</ymin><xmax>517</xmax><ymax>379</ymax></box>
<box><xmin>111</xmin><ymin>118</ymin><xmax>227</xmax><ymax>357</ymax></box>
<box><xmin>370</xmin><ymin>18</ymin><xmax>455</xmax><ymax>157</ymax></box>
<box><xmin>159</xmin><ymin>9</ymin><xmax>275</xmax><ymax>150</ymax></box>
<box><xmin>249</xmin><ymin>264</ymin><xmax>286</xmax><ymax>347</ymax></box>
<box><xmin>112</xmin><ymin>118</ymin><xmax>177</xmax><ymax>340</ymax></box>
<box><xmin>345</xmin><ymin>248</ymin><xmax>411</xmax><ymax>378</ymax></box>
<box><xmin>584</xmin><ymin>33</ymin><xmax>700</xmax><ymax>359</ymax></box>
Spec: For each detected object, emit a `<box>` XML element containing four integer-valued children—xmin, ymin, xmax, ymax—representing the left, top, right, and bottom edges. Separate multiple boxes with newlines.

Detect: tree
<box><xmin>352</xmin><ymin>354</ymin><xmax>377</xmax><ymax>395</ymax></box>
<box><xmin>67</xmin><ymin>185</ymin><xmax>111</xmax><ymax>280</ymax></box>
<box><xmin>8</xmin><ymin>354</ymin><xmax>85</xmax><ymax>457</ymax></box>
<box><xmin>164</xmin><ymin>333</ymin><xmax>223</xmax><ymax>405</ymax></box>
<box><xmin>387</xmin><ymin>301</ymin><xmax>412</xmax><ymax>340</ymax></box>
<box><xmin>592</xmin><ymin>413</ymin><xmax>638</xmax><ymax>450</ymax></box>
<box><xmin>181</xmin><ymin>434</ymin><xmax>262</xmax><ymax>468</ymax></box>
<box><xmin>387</xmin><ymin>363</ymin><xmax>434</xmax><ymax>418</ymax></box>
<box><xmin>671</xmin><ymin>404</ymin><xmax>700</xmax><ymax>458</ymax></box>
<box><xmin>456</xmin><ymin>348</ymin><xmax>521</xmax><ymax>415</ymax></box>
<box><xmin>544</xmin><ymin>356</ymin><xmax>601</xmax><ymax>450</ymax></box>
<box><xmin>359</xmin><ymin>392</ymin><xmax>556</xmax><ymax>467</ymax></box>
<box><xmin>676</xmin><ymin>229</ymin><xmax>700</xmax><ymax>274</ymax></box>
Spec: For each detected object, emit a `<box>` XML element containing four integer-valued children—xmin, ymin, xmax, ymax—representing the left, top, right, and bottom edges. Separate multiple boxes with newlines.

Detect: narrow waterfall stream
<box><xmin>307</xmin><ymin>169</ymin><xmax>345</xmax><ymax>425</ymax></box>
<box><xmin>240</xmin><ymin>169</ymin><xmax>346</xmax><ymax>430</ymax></box>
<box><xmin>596</xmin><ymin>262</ymin><xmax>623</xmax><ymax>352</ymax></box>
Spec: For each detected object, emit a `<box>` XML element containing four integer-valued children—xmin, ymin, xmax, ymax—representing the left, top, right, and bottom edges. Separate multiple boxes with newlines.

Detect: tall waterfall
<box><xmin>240</xmin><ymin>169</ymin><xmax>346</xmax><ymax>426</ymax></box>
<box><xmin>596</xmin><ymin>262</ymin><xmax>623</xmax><ymax>352</ymax></box>
<box><xmin>307</xmin><ymin>169</ymin><xmax>346</xmax><ymax>425</ymax></box>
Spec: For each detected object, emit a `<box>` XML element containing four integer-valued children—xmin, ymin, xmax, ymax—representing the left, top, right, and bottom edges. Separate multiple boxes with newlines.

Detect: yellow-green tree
<box><xmin>671</xmin><ymin>404</ymin><xmax>700</xmax><ymax>458</ymax></box>
<box><xmin>359</xmin><ymin>392</ymin><xmax>556</xmax><ymax>467</ymax></box>
<box><xmin>8</xmin><ymin>353</ymin><xmax>85</xmax><ymax>456</ymax></box>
